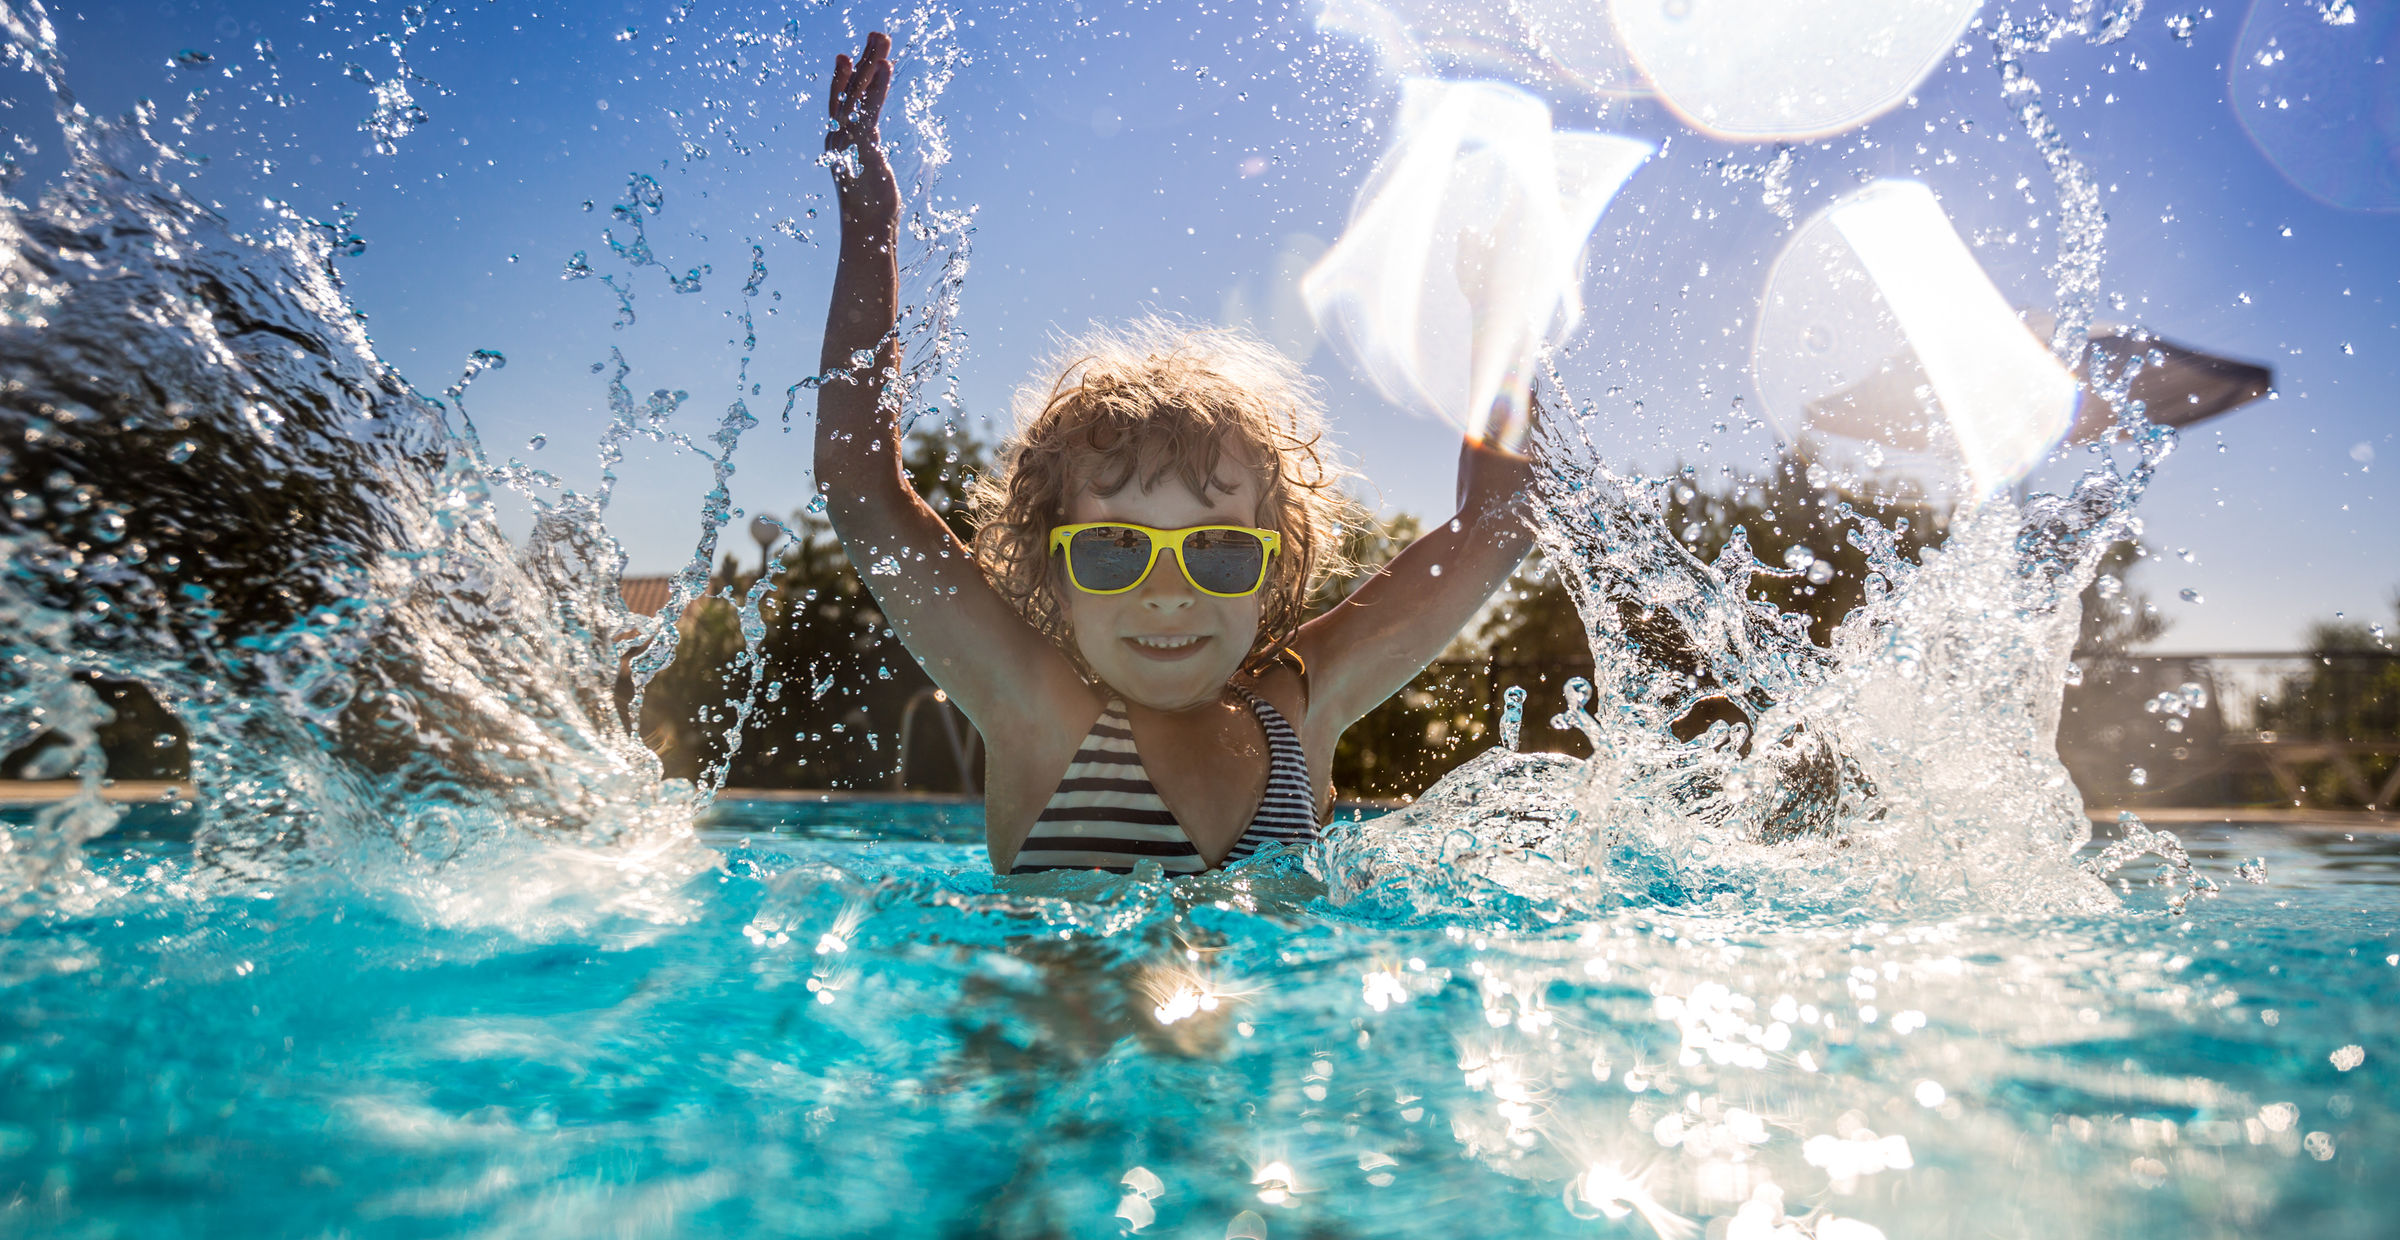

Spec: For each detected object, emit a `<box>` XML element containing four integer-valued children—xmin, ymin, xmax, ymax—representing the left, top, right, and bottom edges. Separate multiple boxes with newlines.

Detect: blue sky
<box><xmin>13</xmin><ymin>0</ymin><xmax>2396</xmax><ymax>652</ymax></box>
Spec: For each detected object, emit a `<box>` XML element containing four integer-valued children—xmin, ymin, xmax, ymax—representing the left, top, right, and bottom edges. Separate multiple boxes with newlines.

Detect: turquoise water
<box><xmin>1</xmin><ymin>799</ymin><xmax>2392</xmax><ymax>1238</ymax></box>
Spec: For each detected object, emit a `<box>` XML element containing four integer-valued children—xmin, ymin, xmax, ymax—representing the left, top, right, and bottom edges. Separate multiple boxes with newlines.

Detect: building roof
<box><xmin>620</xmin><ymin>574</ymin><xmax>677</xmax><ymax>617</ymax></box>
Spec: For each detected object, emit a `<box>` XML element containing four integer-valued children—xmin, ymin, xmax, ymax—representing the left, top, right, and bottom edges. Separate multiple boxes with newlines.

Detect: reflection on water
<box><xmin>0</xmin><ymin>820</ymin><xmax>2390</xmax><ymax>1237</ymax></box>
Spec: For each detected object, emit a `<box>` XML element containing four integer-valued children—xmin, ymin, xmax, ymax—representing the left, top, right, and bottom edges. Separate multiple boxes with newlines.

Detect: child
<box><xmin>814</xmin><ymin>33</ymin><xmax>1536</xmax><ymax>875</ymax></box>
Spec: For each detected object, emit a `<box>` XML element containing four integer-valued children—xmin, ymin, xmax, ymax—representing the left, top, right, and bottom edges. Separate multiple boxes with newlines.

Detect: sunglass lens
<box><xmin>1180</xmin><ymin>528</ymin><xmax>1267</xmax><ymax>594</ymax></box>
<box><xmin>1067</xmin><ymin>525</ymin><xmax>1153</xmax><ymax>591</ymax></box>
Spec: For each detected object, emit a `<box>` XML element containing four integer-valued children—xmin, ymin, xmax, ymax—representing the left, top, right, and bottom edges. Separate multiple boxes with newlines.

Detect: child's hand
<box><xmin>1458</xmin><ymin>390</ymin><xmax>1540</xmax><ymax>509</ymax></box>
<box><xmin>825</xmin><ymin>32</ymin><xmax>899</xmax><ymax>232</ymax></box>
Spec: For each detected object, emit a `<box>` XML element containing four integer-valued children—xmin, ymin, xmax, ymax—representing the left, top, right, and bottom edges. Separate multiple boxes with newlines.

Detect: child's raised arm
<box><xmin>812</xmin><ymin>33</ymin><xmax>1083</xmax><ymax>733</ymax></box>
<box><xmin>1290</xmin><ymin>435</ymin><xmax>1539</xmax><ymax>734</ymax></box>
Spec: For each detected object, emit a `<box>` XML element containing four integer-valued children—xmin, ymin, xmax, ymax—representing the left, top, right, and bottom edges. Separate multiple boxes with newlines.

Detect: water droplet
<box><xmin>2178</xmin><ymin>588</ymin><xmax>2203</xmax><ymax>604</ymax></box>
<box><xmin>1499</xmin><ymin>685</ymin><xmax>1527</xmax><ymax>752</ymax></box>
<box><xmin>172</xmin><ymin>49</ymin><xmax>213</xmax><ymax>70</ymax></box>
<box><xmin>526</xmin><ymin>434</ymin><xmax>547</xmax><ymax>451</ymax></box>
<box><xmin>165</xmin><ymin>439</ymin><xmax>198</xmax><ymax>465</ymax></box>
<box><xmin>1428</xmin><ymin>563</ymin><xmax>1443</xmax><ymax>577</ymax></box>
<box><xmin>2128</xmin><ymin>767</ymin><xmax>2149</xmax><ymax>787</ymax></box>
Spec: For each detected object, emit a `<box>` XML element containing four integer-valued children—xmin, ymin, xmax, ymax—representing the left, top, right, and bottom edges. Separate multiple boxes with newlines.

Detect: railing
<box><xmin>877</xmin><ymin>650</ymin><xmax>2400</xmax><ymax>809</ymax></box>
<box><xmin>2062</xmin><ymin>650</ymin><xmax>2400</xmax><ymax>809</ymax></box>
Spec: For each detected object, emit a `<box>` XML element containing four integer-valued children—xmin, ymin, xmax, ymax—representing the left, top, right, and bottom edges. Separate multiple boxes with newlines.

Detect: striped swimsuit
<box><xmin>1008</xmin><ymin>685</ymin><xmax>1321</xmax><ymax>876</ymax></box>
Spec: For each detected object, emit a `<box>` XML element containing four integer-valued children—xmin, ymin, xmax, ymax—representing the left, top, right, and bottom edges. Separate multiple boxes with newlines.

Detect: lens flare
<box><xmin>1304</xmin><ymin>79</ymin><xmax>1653</xmax><ymax>451</ymax></box>
<box><xmin>1315</xmin><ymin>0</ymin><xmax>1650</xmax><ymax>99</ymax></box>
<box><xmin>1612</xmin><ymin>0</ymin><xmax>1981</xmax><ymax>141</ymax></box>
<box><xmin>2230</xmin><ymin>0</ymin><xmax>2400</xmax><ymax>211</ymax></box>
<box><xmin>1753</xmin><ymin>180</ymin><xmax>2081</xmax><ymax>496</ymax></box>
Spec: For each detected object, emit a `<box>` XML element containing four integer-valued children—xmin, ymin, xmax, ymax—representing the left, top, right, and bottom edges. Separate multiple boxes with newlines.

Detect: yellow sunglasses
<box><xmin>1048</xmin><ymin>522</ymin><xmax>1283</xmax><ymax>597</ymax></box>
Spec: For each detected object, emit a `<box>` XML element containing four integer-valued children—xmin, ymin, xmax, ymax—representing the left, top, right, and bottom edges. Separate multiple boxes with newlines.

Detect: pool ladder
<box><xmin>894</xmin><ymin>686</ymin><xmax>981</xmax><ymax>794</ymax></box>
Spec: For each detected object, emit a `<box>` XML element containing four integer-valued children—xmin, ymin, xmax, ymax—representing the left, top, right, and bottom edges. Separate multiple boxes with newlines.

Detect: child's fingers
<box><xmin>862</xmin><ymin>57</ymin><xmax>892</xmax><ymax>119</ymax></box>
<box><xmin>829</xmin><ymin>53</ymin><xmax>854</xmax><ymax>118</ymax></box>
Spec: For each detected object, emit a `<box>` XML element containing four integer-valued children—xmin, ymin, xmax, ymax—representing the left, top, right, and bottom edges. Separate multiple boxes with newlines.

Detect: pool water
<box><xmin>1</xmin><ymin>800</ymin><xmax>2391</xmax><ymax>1238</ymax></box>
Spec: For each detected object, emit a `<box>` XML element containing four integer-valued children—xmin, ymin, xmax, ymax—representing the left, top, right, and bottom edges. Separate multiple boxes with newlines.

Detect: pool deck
<box><xmin>0</xmin><ymin>780</ymin><xmax>195</xmax><ymax>804</ymax></box>
<box><xmin>2084</xmin><ymin>806</ymin><xmax>2400</xmax><ymax>831</ymax></box>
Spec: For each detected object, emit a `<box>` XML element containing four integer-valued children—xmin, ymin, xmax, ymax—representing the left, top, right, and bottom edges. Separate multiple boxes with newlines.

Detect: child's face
<box><xmin>1059</xmin><ymin>468</ymin><xmax>1269</xmax><ymax>712</ymax></box>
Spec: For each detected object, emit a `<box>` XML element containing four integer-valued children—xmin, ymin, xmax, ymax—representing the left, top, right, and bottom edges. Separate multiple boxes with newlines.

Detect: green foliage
<box><xmin>2257</xmin><ymin>599</ymin><xmax>2400</xmax><ymax>735</ymax></box>
<box><xmin>2238</xmin><ymin>595</ymin><xmax>2400</xmax><ymax>809</ymax></box>
<box><xmin>632</xmin><ymin>424</ymin><xmax>990</xmax><ymax>790</ymax></box>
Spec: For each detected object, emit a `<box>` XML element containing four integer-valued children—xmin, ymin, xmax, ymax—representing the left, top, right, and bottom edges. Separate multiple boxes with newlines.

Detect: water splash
<box><xmin>1310</xmin><ymin>390</ymin><xmax>2180</xmax><ymax>920</ymax></box>
<box><xmin>1990</xmin><ymin>8</ymin><xmax>2115</xmax><ymax>360</ymax></box>
<box><xmin>0</xmin><ymin>0</ymin><xmax>699</xmax><ymax>926</ymax></box>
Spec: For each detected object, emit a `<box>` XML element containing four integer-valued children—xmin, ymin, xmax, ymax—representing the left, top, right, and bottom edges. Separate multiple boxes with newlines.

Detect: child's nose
<box><xmin>1139</xmin><ymin>554</ymin><xmax>1198</xmax><ymax>608</ymax></box>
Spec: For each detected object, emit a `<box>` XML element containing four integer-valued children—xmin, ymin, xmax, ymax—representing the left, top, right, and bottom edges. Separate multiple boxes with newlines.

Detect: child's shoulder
<box><xmin>1234</xmin><ymin>657</ymin><xmax>1310</xmax><ymax>729</ymax></box>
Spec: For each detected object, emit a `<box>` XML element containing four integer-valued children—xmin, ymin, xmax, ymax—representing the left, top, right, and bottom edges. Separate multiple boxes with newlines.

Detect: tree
<box><xmin>632</xmin><ymin>424</ymin><xmax>990</xmax><ymax>791</ymax></box>
<box><xmin>2250</xmin><ymin>593</ymin><xmax>2400</xmax><ymax>807</ymax></box>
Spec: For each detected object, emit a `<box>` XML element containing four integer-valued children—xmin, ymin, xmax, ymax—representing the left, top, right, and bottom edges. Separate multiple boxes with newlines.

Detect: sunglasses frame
<box><xmin>1048</xmin><ymin>521</ymin><xmax>1283</xmax><ymax>598</ymax></box>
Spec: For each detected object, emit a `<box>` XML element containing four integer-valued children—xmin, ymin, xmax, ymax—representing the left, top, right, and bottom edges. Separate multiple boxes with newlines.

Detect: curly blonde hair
<box><xmin>968</xmin><ymin>318</ymin><xmax>1362</xmax><ymax>667</ymax></box>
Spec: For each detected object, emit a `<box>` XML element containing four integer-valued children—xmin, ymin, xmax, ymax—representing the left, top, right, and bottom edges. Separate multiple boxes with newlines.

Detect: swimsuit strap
<box><xmin>1216</xmin><ymin>685</ymin><xmax>1323</xmax><ymax>866</ymax></box>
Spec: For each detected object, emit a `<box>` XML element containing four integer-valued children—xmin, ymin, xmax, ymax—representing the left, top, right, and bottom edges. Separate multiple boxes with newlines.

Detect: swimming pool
<box><xmin>1</xmin><ymin>797</ymin><xmax>2390</xmax><ymax>1238</ymax></box>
